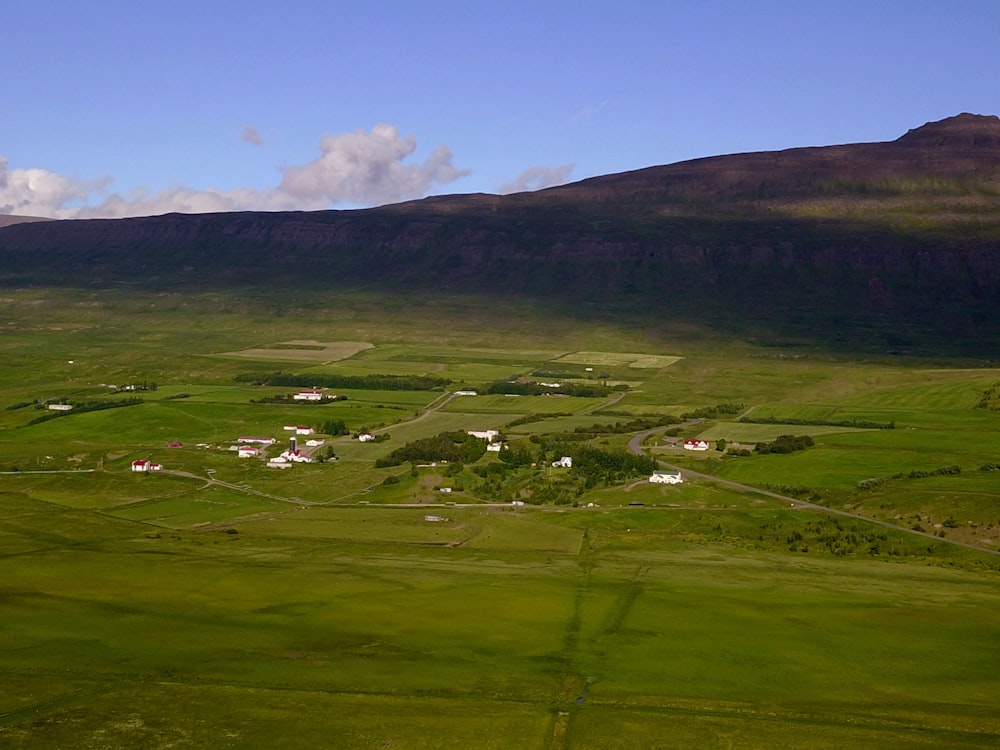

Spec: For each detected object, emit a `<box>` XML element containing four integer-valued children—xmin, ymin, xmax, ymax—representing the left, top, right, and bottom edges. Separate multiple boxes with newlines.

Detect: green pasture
<box><xmin>505</xmin><ymin>414</ymin><xmax>639</xmax><ymax>434</ymax></box>
<box><xmin>553</xmin><ymin>351</ymin><xmax>682</xmax><ymax>369</ymax></box>
<box><xmin>440</xmin><ymin>394</ymin><xmax>602</xmax><ymax>414</ymax></box>
<box><xmin>0</xmin><ymin>470</ymin><xmax>197</xmax><ymax>510</ymax></box>
<box><xmin>2</xmin><ymin>287</ymin><xmax>1000</xmax><ymax>746</ymax></box>
<box><xmin>109</xmin><ymin>486</ymin><xmax>289</xmax><ymax>527</ymax></box>
<box><xmin>2</xmin><ymin>497</ymin><xmax>998</xmax><ymax>748</ymax></box>
<box><xmin>329</xmin><ymin>387</ymin><xmax>441</xmax><ymax>408</ymax></box>
<box><xmin>694</xmin><ymin>421</ymin><xmax>870</xmax><ymax>441</ymax></box>
<box><xmin>578</xmin><ymin>478</ymin><xmax>779</xmax><ymax>509</ymax></box>
<box><xmin>216</xmin><ymin>339</ymin><xmax>374</xmax><ymax>363</ymax></box>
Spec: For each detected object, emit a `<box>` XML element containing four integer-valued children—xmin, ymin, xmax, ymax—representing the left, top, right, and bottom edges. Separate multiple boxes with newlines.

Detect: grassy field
<box><xmin>0</xmin><ymin>288</ymin><xmax>998</xmax><ymax>748</ymax></box>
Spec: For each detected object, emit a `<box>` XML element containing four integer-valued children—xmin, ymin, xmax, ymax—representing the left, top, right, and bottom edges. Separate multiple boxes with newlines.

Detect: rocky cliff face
<box><xmin>2</xmin><ymin>114</ymin><xmax>999</xmax><ymax>354</ymax></box>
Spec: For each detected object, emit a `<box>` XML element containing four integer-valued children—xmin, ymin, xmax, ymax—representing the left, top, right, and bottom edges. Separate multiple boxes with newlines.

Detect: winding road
<box><xmin>628</xmin><ymin>427</ymin><xmax>1000</xmax><ymax>557</ymax></box>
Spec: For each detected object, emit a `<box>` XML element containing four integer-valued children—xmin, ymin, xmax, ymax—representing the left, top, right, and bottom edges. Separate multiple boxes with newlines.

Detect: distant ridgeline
<box><xmin>4</xmin><ymin>114</ymin><xmax>1000</xmax><ymax>356</ymax></box>
<box><xmin>235</xmin><ymin>372</ymin><xmax>450</xmax><ymax>391</ymax></box>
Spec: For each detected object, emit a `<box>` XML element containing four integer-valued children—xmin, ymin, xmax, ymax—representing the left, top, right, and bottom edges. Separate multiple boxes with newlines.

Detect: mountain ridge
<box><xmin>2</xmin><ymin>114</ymin><xmax>999</xmax><ymax>355</ymax></box>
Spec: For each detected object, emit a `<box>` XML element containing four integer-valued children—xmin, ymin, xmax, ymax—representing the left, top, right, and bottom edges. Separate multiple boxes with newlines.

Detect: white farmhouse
<box><xmin>468</xmin><ymin>429</ymin><xmax>500</xmax><ymax>443</ymax></box>
<box><xmin>293</xmin><ymin>390</ymin><xmax>324</xmax><ymax>401</ymax></box>
<box><xmin>683</xmin><ymin>439</ymin><xmax>710</xmax><ymax>451</ymax></box>
<box><xmin>552</xmin><ymin>456</ymin><xmax>573</xmax><ymax>468</ymax></box>
<box><xmin>650</xmin><ymin>470</ymin><xmax>683</xmax><ymax>484</ymax></box>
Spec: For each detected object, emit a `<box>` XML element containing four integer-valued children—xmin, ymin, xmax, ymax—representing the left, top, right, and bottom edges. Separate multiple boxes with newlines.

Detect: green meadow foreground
<box><xmin>1</xmin><ymin>290</ymin><xmax>999</xmax><ymax>749</ymax></box>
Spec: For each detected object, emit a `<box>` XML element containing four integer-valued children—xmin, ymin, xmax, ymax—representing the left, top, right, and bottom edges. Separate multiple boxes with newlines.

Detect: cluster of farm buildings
<box><xmin>128</xmin><ymin>389</ymin><xmax>705</xmax><ymax>486</ymax></box>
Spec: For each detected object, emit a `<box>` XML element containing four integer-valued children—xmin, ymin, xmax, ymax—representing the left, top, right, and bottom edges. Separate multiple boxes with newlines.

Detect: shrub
<box><xmin>857</xmin><ymin>477</ymin><xmax>885</xmax><ymax>490</ymax></box>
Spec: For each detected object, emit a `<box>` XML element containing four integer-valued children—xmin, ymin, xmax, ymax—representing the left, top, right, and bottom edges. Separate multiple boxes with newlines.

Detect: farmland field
<box><xmin>0</xmin><ymin>288</ymin><xmax>998</xmax><ymax>748</ymax></box>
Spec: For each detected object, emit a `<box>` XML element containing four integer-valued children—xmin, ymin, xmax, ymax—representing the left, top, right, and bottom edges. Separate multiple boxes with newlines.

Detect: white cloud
<box><xmin>571</xmin><ymin>101</ymin><xmax>607</xmax><ymax>123</ymax></box>
<box><xmin>280</xmin><ymin>123</ymin><xmax>470</xmax><ymax>206</ymax></box>
<box><xmin>0</xmin><ymin>157</ymin><xmax>110</xmax><ymax>217</ymax></box>
<box><xmin>499</xmin><ymin>164</ymin><xmax>575</xmax><ymax>194</ymax></box>
<box><xmin>1</xmin><ymin>124</ymin><xmax>470</xmax><ymax>219</ymax></box>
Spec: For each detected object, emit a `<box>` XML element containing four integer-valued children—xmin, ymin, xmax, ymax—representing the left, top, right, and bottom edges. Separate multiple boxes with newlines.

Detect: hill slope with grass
<box><xmin>2</xmin><ymin>113</ymin><xmax>999</xmax><ymax>354</ymax></box>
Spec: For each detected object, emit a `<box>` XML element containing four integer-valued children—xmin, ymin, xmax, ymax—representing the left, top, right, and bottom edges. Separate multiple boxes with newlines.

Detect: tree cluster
<box><xmin>320</xmin><ymin>418</ymin><xmax>350</xmax><ymax>436</ymax></box>
<box><xmin>754</xmin><ymin>434</ymin><xmax>814</xmax><ymax>454</ymax></box>
<box><xmin>570</xmin><ymin>446</ymin><xmax>656</xmax><ymax>487</ymax></box>
<box><xmin>375</xmin><ymin>431</ymin><xmax>487</xmax><ymax>468</ymax></box>
<box><xmin>976</xmin><ymin>383</ymin><xmax>1000</xmax><ymax>410</ymax></box>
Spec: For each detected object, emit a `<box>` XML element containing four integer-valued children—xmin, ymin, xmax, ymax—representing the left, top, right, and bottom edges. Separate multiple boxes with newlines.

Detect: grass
<box><xmin>0</xmin><ymin>287</ymin><xmax>999</xmax><ymax>747</ymax></box>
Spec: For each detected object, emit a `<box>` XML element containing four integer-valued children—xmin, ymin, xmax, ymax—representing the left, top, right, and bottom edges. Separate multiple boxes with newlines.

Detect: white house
<box><xmin>683</xmin><ymin>439</ymin><xmax>710</xmax><ymax>451</ymax></box>
<box><xmin>486</xmin><ymin>442</ymin><xmax>504</xmax><ymax>452</ymax></box>
<box><xmin>358</xmin><ymin>433</ymin><xmax>376</xmax><ymax>442</ymax></box>
<box><xmin>552</xmin><ymin>456</ymin><xmax>573</xmax><ymax>468</ymax></box>
<box><xmin>237</xmin><ymin>446</ymin><xmax>259</xmax><ymax>458</ymax></box>
<box><xmin>238</xmin><ymin>436</ymin><xmax>276</xmax><ymax>445</ymax></box>
<box><xmin>650</xmin><ymin>470</ymin><xmax>683</xmax><ymax>484</ymax></box>
<box><xmin>267</xmin><ymin>457</ymin><xmax>292</xmax><ymax>468</ymax></box>
<box><xmin>295</xmin><ymin>426</ymin><xmax>314</xmax><ymax>435</ymax></box>
<box><xmin>131</xmin><ymin>460</ymin><xmax>162</xmax><ymax>473</ymax></box>
<box><xmin>468</xmin><ymin>429</ymin><xmax>500</xmax><ymax>442</ymax></box>
<box><xmin>305</xmin><ymin>439</ymin><xmax>324</xmax><ymax>447</ymax></box>
<box><xmin>293</xmin><ymin>390</ymin><xmax>324</xmax><ymax>401</ymax></box>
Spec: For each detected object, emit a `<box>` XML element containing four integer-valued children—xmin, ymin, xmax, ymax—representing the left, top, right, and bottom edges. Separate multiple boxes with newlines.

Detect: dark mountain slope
<box><xmin>2</xmin><ymin>114</ymin><xmax>999</xmax><ymax>355</ymax></box>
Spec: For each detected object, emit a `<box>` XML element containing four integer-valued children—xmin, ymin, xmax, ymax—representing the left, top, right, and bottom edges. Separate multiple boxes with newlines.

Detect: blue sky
<box><xmin>3</xmin><ymin>0</ymin><xmax>998</xmax><ymax>218</ymax></box>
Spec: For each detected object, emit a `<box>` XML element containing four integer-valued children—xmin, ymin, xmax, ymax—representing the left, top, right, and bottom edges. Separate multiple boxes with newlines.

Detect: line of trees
<box><xmin>485</xmin><ymin>380</ymin><xmax>616</xmax><ymax>398</ymax></box>
<box><xmin>740</xmin><ymin>415</ymin><xmax>894</xmax><ymax>429</ymax></box>
<box><xmin>26</xmin><ymin>397</ymin><xmax>144</xmax><ymax>426</ymax></box>
<box><xmin>235</xmin><ymin>371</ymin><xmax>450</xmax><ymax>391</ymax></box>
<box><xmin>680</xmin><ymin>403</ymin><xmax>745</xmax><ymax>420</ymax></box>
<box><xmin>250</xmin><ymin>394</ymin><xmax>348</xmax><ymax>404</ymax></box>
